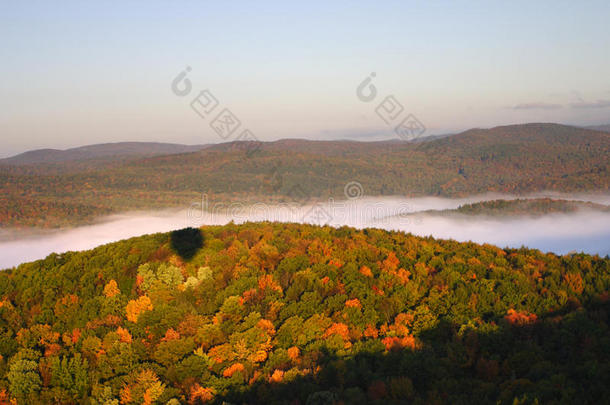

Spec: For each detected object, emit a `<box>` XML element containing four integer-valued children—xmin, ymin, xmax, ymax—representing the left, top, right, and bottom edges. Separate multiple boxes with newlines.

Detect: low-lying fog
<box><xmin>2</xmin><ymin>193</ymin><xmax>609</xmax><ymax>269</ymax></box>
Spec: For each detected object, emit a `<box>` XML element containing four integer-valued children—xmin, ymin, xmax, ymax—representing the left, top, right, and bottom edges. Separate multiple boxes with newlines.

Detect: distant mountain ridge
<box><xmin>585</xmin><ymin>124</ymin><xmax>610</xmax><ymax>133</ymax></box>
<box><xmin>4</xmin><ymin>122</ymin><xmax>606</xmax><ymax>165</ymax></box>
<box><xmin>0</xmin><ymin>142</ymin><xmax>210</xmax><ymax>165</ymax></box>
<box><xmin>0</xmin><ymin>122</ymin><xmax>608</xmax><ymax>228</ymax></box>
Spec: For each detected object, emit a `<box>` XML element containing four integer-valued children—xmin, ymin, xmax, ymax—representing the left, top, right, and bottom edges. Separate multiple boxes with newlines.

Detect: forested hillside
<box><xmin>0</xmin><ymin>223</ymin><xmax>608</xmax><ymax>404</ymax></box>
<box><xmin>0</xmin><ymin>143</ymin><xmax>209</xmax><ymax>167</ymax></box>
<box><xmin>405</xmin><ymin>198</ymin><xmax>610</xmax><ymax>218</ymax></box>
<box><xmin>1</xmin><ymin>123</ymin><xmax>608</xmax><ymax>228</ymax></box>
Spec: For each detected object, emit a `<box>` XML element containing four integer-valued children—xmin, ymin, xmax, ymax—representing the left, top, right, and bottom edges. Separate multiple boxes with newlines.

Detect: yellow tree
<box><xmin>125</xmin><ymin>296</ymin><xmax>153</xmax><ymax>323</ymax></box>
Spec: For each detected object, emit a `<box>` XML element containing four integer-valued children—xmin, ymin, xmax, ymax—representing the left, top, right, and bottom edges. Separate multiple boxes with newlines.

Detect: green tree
<box><xmin>7</xmin><ymin>358</ymin><xmax>41</xmax><ymax>399</ymax></box>
<box><xmin>49</xmin><ymin>354</ymin><xmax>89</xmax><ymax>399</ymax></box>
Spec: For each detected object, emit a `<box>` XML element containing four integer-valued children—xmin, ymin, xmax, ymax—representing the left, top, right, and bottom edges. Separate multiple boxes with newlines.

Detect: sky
<box><xmin>1</xmin><ymin>0</ymin><xmax>609</xmax><ymax>157</ymax></box>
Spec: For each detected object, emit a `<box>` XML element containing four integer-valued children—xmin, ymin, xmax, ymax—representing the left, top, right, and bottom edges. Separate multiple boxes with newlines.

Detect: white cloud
<box><xmin>512</xmin><ymin>102</ymin><xmax>563</xmax><ymax>110</ymax></box>
<box><xmin>570</xmin><ymin>99</ymin><xmax>610</xmax><ymax>109</ymax></box>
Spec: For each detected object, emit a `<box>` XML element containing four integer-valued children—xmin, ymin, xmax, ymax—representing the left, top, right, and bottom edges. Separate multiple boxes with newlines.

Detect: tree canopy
<box><xmin>0</xmin><ymin>222</ymin><xmax>608</xmax><ymax>404</ymax></box>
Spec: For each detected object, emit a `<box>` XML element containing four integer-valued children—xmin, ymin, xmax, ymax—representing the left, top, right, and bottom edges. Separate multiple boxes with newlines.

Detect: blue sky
<box><xmin>1</xmin><ymin>0</ymin><xmax>609</xmax><ymax>156</ymax></box>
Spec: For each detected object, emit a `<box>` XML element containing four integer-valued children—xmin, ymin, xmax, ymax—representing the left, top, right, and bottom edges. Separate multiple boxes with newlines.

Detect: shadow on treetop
<box><xmin>170</xmin><ymin>227</ymin><xmax>203</xmax><ymax>260</ymax></box>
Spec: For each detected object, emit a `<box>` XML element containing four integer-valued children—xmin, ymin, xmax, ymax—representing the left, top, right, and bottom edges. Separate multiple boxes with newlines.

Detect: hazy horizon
<box><xmin>2</xmin><ymin>1</ymin><xmax>610</xmax><ymax>157</ymax></box>
<box><xmin>2</xmin><ymin>121</ymin><xmax>609</xmax><ymax>159</ymax></box>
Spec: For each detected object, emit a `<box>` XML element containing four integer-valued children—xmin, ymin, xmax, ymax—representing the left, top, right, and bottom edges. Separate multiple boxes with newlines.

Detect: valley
<box><xmin>1</xmin><ymin>123</ymin><xmax>608</xmax><ymax>229</ymax></box>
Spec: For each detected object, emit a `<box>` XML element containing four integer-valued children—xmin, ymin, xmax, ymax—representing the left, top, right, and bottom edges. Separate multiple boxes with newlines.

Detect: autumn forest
<box><xmin>0</xmin><ymin>222</ymin><xmax>607</xmax><ymax>404</ymax></box>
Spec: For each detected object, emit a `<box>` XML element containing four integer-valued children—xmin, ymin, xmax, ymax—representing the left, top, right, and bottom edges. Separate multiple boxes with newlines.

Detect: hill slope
<box><xmin>0</xmin><ymin>222</ymin><xmax>608</xmax><ymax>404</ymax></box>
<box><xmin>586</xmin><ymin>124</ymin><xmax>610</xmax><ymax>133</ymax></box>
<box><xmin>0</xmin><ymin>142</ymin><xmax>209</xmax><ymax>166</ymax></box>
<box><xmin>403</xmin><ymin>198</ymin><xmax>610</xmax><ymax>218</ymax></box>
<box><xmin>0</xmin><ymin>123</ymin><xmax>608</xmax><ymax>228</ymax></box>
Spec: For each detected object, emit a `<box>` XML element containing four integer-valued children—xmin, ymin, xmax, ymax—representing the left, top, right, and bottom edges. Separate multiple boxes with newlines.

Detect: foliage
<box><xmin>422</xmin><ymin>198</ymin><xmax>610</xmax><ymax>217</ymax></box>
<box><xmin>0</xmin><ymin>222</ymin><xmax>608</xmax><ymax>404</ymax></box>
<box><xmin>1</xmin><ymin>123</ymin><xmax>608</xmax><ymax>228</ymax></box>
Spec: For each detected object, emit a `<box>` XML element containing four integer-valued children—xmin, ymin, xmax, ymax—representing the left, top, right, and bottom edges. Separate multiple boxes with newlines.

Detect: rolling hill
<box><xmin>0</xmin><ymin>222</ymin><xmax>608</xmax><ymax>404</ymax></box>
<box><xmin>585</xmin><ymin>124</ymin><xmax>610</xmax><ymax>133</ymax></box>
<box><xmin>400</xmin><ymin>198</ymin><xmax>610</xmax><ymax>219</ymax></box>
<box><xmin>0</xmin><ymin>123</ymin><xmax>608</xmax><ymax>228</ymax></box>
<box><xmin>0</xmin><ymin>142</ymin><xmax>209</xmax><ymax>166</ymax></box>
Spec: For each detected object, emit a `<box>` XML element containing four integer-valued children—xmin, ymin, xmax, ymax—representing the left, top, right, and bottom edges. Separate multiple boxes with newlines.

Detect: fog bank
<box><xmin>1</xmin><ymin>194</ymin><xmax>609</xmax><ymax>269</ymax></box>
